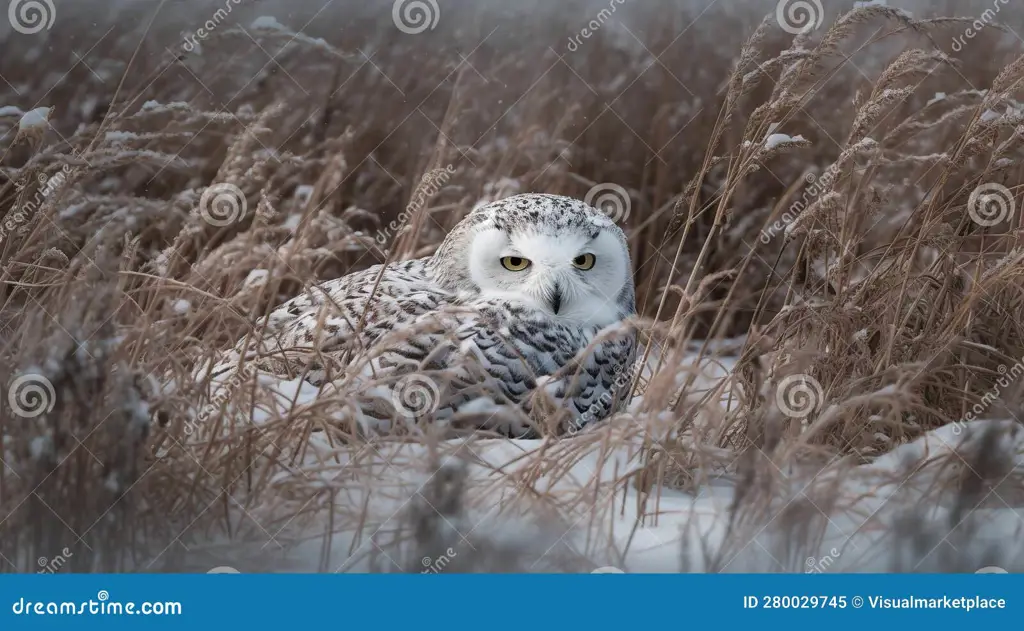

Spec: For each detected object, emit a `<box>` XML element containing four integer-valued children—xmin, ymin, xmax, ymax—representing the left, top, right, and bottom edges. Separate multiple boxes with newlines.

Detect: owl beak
<box><xmin>551</xmin><ymin>283</ymin><xmax>563</xmax><ymax>314</ymax></box>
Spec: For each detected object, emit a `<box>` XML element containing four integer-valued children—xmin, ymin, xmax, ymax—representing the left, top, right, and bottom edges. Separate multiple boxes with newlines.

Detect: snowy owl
<box><xmin>215</xmin><ymin>193</ymin><xmax>637</xmax><ymax>436</ymax></box>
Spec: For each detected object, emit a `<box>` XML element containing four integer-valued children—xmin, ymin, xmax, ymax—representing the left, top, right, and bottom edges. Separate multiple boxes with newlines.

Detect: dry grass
<box><xmin>0</xmin><ymin>0</ymin><xmax>1022</xmax><ymax>572</ymax></box>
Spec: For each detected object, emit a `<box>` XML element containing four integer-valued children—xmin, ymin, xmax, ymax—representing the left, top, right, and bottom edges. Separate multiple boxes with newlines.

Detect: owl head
<box><xmin>431</xmin><ymin>194</ymin><xmax>635</xmax><ymax>327</ymax></box>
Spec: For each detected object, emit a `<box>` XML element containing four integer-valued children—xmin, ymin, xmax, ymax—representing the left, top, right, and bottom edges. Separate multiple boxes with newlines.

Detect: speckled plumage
<box><xmin>216</xmin><ymin>193</ymin><xmax>637</xmax><ymax>436</ymax></box>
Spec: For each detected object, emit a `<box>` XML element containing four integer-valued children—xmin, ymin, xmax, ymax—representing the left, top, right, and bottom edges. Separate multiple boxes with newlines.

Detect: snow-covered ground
<box><xmin>177</xmin><ymin>349</ymin><xmax>1024</xmax><ymax>574</ymax></box>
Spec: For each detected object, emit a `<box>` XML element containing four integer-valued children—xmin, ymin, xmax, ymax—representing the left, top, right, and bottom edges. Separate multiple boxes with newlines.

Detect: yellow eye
<box><xmin>500</xmin><ymin>256</ymin><xmax>531</xmax><ymax>271</ymax></box>
<box><xmin>572</xmin><ymin>253</ymin><xmax>596</xmax><ymax>270</ymax></box>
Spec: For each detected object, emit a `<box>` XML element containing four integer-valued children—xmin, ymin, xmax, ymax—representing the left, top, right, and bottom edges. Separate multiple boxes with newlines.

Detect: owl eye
<box><xmin>572</xmin><ymin>253</ymin><xmax>596</xmax><ymax>270</ymax></box>
<box><xmin>500</xmin><ymin>256</ymin><xmax>531</xmax><ymax>271</ymax></box>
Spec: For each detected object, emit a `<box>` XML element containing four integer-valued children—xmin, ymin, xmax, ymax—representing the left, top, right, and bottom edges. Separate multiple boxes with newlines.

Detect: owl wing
<box><xmin>446</xmin><ymin>306</ymin><xmax>638</xmax><ymax>435</ymax></box>
<box><xmin>212</xmin><ymin>258</ymin><xmax>449</xmax><ymax>382</ymax></box>
<box><xmin>517</xmin><ymin>322</ymin><xmax>637</xmax><ymax>433</ymax></box>
<box><xmin>563</xmin><ymin>327</ymin><xmax>638</xmax><ymax>431</ymax></box>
